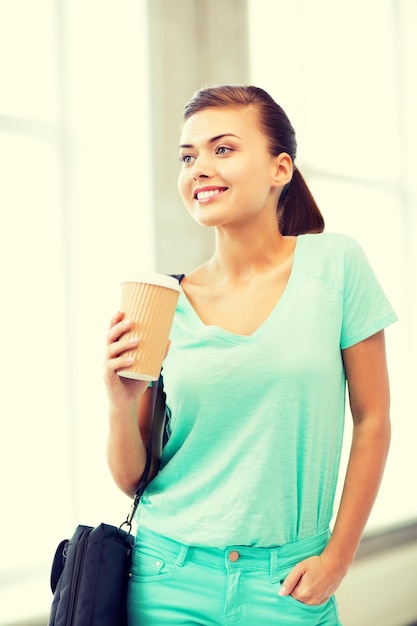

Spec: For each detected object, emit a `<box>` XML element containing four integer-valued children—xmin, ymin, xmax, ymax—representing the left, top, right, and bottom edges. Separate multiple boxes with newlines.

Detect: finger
<box><xmin>104</xmin><ymin>354</ymin><xmax>135</xmax><ymax>382</ymax></box>
<box><xmin>107</xmin><ymin>318</ymin><xmax>134</xmax><ymax>345</ymax></box>
<box><xmin>104</xmin><ymin>336</ymin><xmax>138</xmax><ymax>377</ymax></box>
<box><xmin>108</xmin><ymin>336</ymin><xmax>138</xmax><ymax>359</ymax></box>
<box><xmin>279</xmin><ymin>565</ymin><xmax>304</xmax><ymax>596</ymax></box>
<box><xmin>109</xmin><ymin>310</ymin><xmax>124</xmax><ymax>328</ymax></box>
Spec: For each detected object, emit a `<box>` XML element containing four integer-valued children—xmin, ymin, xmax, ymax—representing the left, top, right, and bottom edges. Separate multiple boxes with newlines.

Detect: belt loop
<box><xmin>175</xmin><ymin>544</ymin><xmax>188</xmax><ymax>567</ymax></box>
<box><xmin>269</xmin><ymin>549</ymin><xmax>279</xmax><ymax>583</ymax></box>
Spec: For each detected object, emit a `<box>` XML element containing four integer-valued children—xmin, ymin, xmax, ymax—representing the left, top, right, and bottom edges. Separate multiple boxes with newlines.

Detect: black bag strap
<box><xmin>122</xmin><ymin>273</ymin><xmax>185</xmax><ymax>531</ymax></box>
<box><xmin>171</xmin><ymin>273</ymin><xmax>186</xmax><ymax>283</ymax></box>
<box><xmin>123</xmin><ymin>383</ymin><xmax>163</xmax><ymax>530</ymax></box>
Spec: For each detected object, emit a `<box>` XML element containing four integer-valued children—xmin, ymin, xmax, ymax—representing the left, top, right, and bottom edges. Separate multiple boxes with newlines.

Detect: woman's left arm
<box><xmin>280</xmin><ymin>329</ymin><xmax>392</xmax><ymax>604</ymax></box>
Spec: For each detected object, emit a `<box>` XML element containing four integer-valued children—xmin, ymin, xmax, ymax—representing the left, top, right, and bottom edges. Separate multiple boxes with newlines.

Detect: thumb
<box><xmin>278</xmin><ymin>565</ymin><xmax>303</xmax><ymax>597</ymax></box>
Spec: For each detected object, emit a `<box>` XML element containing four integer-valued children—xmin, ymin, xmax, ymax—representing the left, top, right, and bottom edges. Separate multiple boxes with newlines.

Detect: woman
<box><xmin>105</xmin><ymin>85</ymin><xmax>397</xmax><ymax>625</ymax></box>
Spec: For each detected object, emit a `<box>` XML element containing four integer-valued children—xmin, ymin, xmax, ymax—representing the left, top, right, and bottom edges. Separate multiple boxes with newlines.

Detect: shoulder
<box><xmin>297</xmin><ymin>232</ymin><xmax>370</xmax><ymax>290</ymax></box>
<box><xmin>299</xmin><ymin>232</ymin><xmax>368</xmax><ymax>268</ymax></box>
<box><xmin>300</xmin><ymin>232</ymin><xmax>362</xmax><ymax>255</ymax></box>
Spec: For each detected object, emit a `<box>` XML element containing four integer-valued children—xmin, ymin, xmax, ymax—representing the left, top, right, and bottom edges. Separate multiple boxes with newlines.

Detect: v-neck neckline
<box><xmin>179</xmin><ymin>235</ymin><xmax>304</xmax><ymax>342</ymax></box>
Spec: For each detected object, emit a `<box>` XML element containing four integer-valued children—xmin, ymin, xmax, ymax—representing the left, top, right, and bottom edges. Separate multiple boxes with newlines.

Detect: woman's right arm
<box><xmin>104</xmin><ymin>311</ymin><xmax>151</xmax><ymax>498</ymax></box>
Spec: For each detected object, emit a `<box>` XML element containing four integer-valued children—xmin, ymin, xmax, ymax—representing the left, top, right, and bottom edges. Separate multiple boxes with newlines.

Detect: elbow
<box><xmin>353</xmin><ymin>409</ymin><xmax>392</xmax><ymax>456</ymax></box>
<box><xmin>107</xmin><ymin>452</ymin><xmax>146</xmax><ymax>499</ymax></box>
<box><xmin>111</xmin><ymin>471</ymin><xmax>143</xmax><ymax>499</ymax></box>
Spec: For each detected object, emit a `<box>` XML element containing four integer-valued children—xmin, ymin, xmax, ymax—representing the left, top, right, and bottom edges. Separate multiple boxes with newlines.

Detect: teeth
<box><xmin>197</xmin><ymin>189</ymin><xmax>222</xmax><ymax>201</ymax></box>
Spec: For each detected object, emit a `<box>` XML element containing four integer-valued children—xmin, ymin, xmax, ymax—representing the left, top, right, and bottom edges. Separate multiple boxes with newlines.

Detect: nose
<box><xmin>191</xmin><ymin>153</ymin><xmax>212</xmax><ymax>179</ymax></box>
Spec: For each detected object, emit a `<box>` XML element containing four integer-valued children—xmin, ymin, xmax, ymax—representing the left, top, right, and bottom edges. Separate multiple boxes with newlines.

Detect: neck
<box><xmin>210</xmin><ymin>217</ymin><xmax>292</xmax><ymax>282</ymax></box>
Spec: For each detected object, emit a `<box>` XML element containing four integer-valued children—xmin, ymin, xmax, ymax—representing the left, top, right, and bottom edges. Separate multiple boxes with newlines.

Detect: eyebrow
<box><xmin>179</xmin><ymin>133</ymin><xmax>241</xmax><ymax>149</ymax></box>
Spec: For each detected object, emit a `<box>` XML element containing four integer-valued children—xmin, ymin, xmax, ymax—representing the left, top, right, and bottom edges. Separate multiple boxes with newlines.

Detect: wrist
<box><xmin>321</xmin><ymin>540</ymin><xmax>357</xmax><ymax>576</ymax></box>
<box><xmin>108</xmin><ymin>401</ymin><xmax>138</xmax><ymax>422</ymax></box>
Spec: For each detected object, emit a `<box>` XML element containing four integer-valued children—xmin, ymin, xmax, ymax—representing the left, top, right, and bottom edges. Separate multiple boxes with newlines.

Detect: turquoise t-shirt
<box><xmin>137</xmin><ymin>233</ymin><xmax>397</xmax><ymax>548</ymax></box>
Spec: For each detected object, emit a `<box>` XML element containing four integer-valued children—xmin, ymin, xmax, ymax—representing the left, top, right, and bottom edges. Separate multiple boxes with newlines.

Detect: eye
<box><xmin>179</xmin><ymin>154</ymin><xmax>195</xmax><ymax>165</ymax></box>
<box><xmin>216</xmin><ymin>146</ymin><xmax>232</xmax><ymax>156</ymax></box>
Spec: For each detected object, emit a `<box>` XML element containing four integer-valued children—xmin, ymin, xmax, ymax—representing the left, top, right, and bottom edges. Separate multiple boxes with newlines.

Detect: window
<box><xmin>0</xmin><ymin>1</ymin><xmax>154</xmax><ymax>622</ymax></box>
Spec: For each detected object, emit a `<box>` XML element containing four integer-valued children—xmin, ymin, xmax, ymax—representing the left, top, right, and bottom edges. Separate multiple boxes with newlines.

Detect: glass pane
<box><xmin>0</xmin><ymin>134</ymin><xmax>72</xmax><ymax>574</ymax></box>
<box><xmin>248</xmin><ymin>0</ymin><xmax>401</xmax><ymax>183</ymax></box>
<box><xmin>299</xmin><ymin>0</ymin><xmax>400</xmax><ymax>183</ymax></box>
<box><xmin>0</xmin><ymin>0</ymin><xmax>58</xmax><ymax>118</ymax></box>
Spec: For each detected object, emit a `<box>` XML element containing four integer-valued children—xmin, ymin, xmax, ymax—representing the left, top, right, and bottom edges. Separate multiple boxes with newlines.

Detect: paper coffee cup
<box><xmin>117</xmin><ymin>273</ymin><xmax>181</xmax><ymax>381</ymax></box>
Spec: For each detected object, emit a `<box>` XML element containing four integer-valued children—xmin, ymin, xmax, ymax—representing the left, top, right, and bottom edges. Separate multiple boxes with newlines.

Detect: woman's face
<box><xmin>177</xmin><ymin>106</ymin><xmax>287</xmax><ymax>229</ymax></box>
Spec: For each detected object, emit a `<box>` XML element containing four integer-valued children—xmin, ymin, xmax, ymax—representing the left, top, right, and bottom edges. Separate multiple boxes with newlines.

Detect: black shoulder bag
<box><xmin>48</xmin><ymin>380</ymin><xmax>168</xmax><ymax>626</ymax></box>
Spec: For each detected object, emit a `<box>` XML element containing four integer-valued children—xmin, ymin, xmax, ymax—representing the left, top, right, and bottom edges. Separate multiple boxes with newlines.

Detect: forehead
<box><xmin>179</xmin><ymin>106</ymin><xmax>263</xmax><ymax>145</ymax></box>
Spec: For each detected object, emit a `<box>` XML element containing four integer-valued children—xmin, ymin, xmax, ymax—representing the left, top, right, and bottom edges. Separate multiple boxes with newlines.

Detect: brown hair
<box><xmin>183</xmin><ymin>85</ymin><xmax>324</xmax><ymax>236</ymax></box>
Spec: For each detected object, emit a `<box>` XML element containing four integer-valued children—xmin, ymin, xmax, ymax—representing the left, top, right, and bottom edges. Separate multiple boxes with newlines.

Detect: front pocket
<box><xmin>279</xmin><ymin>587</ymin><xmax>330</xmax><ymax>613</ymax></box>
<box><xmin>130</xmin><ymin>543</ymin><xmax>177</xmax><ymax>581</ymax></box>
<box><xmin>276</xmin><ymin>575</ymin><xmax>330</xmax><ymax>614</ymax></box>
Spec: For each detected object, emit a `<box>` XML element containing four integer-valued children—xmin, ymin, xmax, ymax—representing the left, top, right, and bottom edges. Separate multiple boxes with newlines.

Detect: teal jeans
<box><xmin>127</xmin><ymin>526</ymin><xmax>342</xmax><ymax>625</ymax></box>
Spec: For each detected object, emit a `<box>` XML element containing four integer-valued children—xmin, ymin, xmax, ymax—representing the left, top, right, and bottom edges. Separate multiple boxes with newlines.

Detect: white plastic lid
<box><xmin>121</xmin><ymin>272</ymin><xmax>182</xmax><ymax>291</ymax></box>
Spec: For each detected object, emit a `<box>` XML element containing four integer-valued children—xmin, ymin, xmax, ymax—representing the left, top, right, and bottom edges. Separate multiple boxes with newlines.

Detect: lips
<box><xmin>194</xmin><ymin>186</ymin><xmax>228</xmax><ymax>202</ymax></box>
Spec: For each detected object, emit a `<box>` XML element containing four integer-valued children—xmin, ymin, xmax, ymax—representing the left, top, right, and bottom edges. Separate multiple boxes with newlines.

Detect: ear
<box><xmin>271</xmin><ymin>152</ymin><xmax>293</xmax><ymax>188</ymax></box>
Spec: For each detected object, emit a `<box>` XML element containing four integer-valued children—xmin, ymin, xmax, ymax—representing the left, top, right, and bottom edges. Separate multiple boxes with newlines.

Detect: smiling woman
<box><xmin>104</xmin><ymin>84</ymin><xmax>397</xmax><ymax>626</ymax></box>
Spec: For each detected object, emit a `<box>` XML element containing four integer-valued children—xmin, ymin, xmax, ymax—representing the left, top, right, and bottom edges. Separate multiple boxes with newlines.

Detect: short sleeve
<box><xmin>340</xmin><ymin>238</ymin><xmax>397</xmax><ymax>349</ymax></box>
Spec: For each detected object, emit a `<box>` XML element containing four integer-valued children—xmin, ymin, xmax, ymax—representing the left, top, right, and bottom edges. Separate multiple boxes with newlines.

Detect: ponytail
<box><xmin>278</xmin><ymin>168</ymin><xmax>324</xmax><ymax>236</ymax></box>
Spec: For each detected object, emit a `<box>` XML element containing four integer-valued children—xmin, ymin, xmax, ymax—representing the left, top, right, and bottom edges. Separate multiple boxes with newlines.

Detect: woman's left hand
<box><xmin>278</xmin><ymin>553</ymin><xmax>346</xmax><ymax>606</ymax></box>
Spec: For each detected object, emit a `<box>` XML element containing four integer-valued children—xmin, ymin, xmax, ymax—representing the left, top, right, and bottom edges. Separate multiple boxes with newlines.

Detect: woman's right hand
<box><xmin>104</xmin><ymin>311</ymin><xmax>149</xmax><ymax>413</ymax></box>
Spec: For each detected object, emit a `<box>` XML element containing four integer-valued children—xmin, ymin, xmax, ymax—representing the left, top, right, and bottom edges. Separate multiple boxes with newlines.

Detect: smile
<box><xmin>194</xmin><ymin>187</ymin><xmax>227</xmax><ymax>202</ymax></box>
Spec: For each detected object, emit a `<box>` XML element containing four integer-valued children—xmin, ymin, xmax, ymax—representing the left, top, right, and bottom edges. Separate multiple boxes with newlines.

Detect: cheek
<box><xmin>177</xmin><ymin>171</ymin><xmax>195</xmax><ymax>210</ymax></box>
<box><xmin>177</xmin><ymin>171</ymin><xmax>188</xmax><ymax>198</ymax></box>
